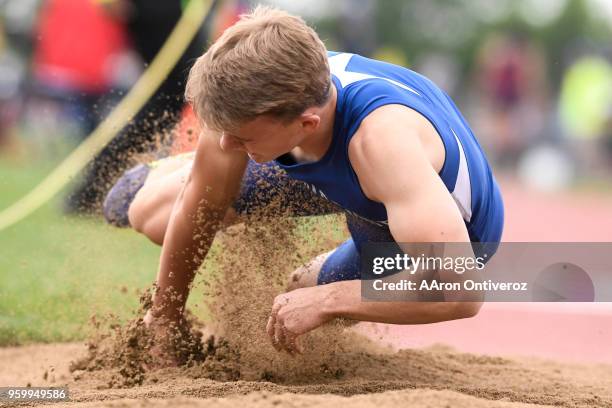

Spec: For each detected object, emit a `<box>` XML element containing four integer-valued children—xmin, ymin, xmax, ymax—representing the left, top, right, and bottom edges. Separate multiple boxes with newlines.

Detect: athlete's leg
<box><xmin>103</xmin><ymin>153</ymin><xmax>196</xmax><ymax>229</ymax></box>
<box><xmin>104</xmin><ymin>153</ymin><xmax>239</xmax><ymax>245</ymax></box>
<box><xmin>129</xmin><ymin>159</ymin><xmax>240</xmax><ymax>245</ymax></box>
<box><xmin>286</xmin><ymin>238</ymin><xmax>362</xmax><ymax>291</ymax></box>
<box><xmin>285</xmin><ymin>239</ymin><xmax>362</xmax><ymax>328</ymax></box>
<box><xmin>104</xmin><ymin>154</ymin><xmax>339</xmax><ymax>244</ymax></box>
<box><xmin>128</xmin><ymin>156</ymin><xmax>192</xmax><ymax>239</ymax></box>
<box><xmin>286</xmin><ymin>250</ymin><xmax>334</xmax><ymax>291</ymax></box>
<box><xmin>286</xmin><ymin>213</ymin><xmax>404</xmax><ymax>291</ymax></box>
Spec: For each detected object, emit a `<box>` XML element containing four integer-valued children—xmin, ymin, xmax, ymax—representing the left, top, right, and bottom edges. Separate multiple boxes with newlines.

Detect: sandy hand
<box><xmin>266</xmin><ymin>285</ymin><xmax>334</xmax><ymax>355</ymax></box>
<box><xmin>142</xmin><ymin>311</ymin><xmax>181</xmax><ymax>368</ymax></box>
<box><xmin>143</xmin><ymin>311</ymin><xmax>205</xmax><ymax>369</ymax></box>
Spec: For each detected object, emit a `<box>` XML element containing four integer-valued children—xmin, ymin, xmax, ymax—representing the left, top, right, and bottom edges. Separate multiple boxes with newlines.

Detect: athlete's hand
<box><xmin>143</xmin><ymin>310</ymin><xmax>182</xmax><ymax>368</ymax></box>
<box><xmin>266</xmin><ymin>285</ymin><xmax>334</xmax><ymax>354</ymax></box>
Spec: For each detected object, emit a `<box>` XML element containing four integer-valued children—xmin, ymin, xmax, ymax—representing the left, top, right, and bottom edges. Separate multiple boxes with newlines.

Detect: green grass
<box><xmin>0</xmin><ymin>153</ymin><xmax>348</xmax><ymax>346</ymax></box>
<box><xmin>0</xmin><ymin>157</ymin><xmax>196</xmax><ymax>345</ymax></box>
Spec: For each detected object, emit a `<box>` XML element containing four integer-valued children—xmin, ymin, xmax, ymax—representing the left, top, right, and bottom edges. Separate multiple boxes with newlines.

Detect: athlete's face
<box><xmin>219</xmin><ymin>114</ymin><xmax>318</xmax><ymax>163</ymax></box>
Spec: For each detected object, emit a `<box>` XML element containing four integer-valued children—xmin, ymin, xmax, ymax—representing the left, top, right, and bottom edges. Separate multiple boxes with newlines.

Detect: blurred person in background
<box><xmin>64</xmin><ymin>0</ymin><xmax>232</xmax><ymax>215</ymax></box>
<box><xmin>472</xmin><ymin>33</ymin><xmax>549</xmax><ymax>170</ymax></box>
<box><xmin>558</xmin><ymin>54</ymin><xmax>612</xmax><ymax>176</ymax></box>
<box><xmin>0</xmin><ymin>18</ymin><xmax>25</xmax><ymax>152</ymax></box>
<box><xmin>29</xmin><ymin>0</ymin><xmax>128</xmax><ymax>138</ymax></box>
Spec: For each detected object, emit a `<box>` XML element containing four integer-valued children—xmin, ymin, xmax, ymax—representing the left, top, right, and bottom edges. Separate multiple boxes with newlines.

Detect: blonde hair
<box><xmin>185</xmin><ymin>6</ymin><xmax>330</xmax><ymax>132</ymax></box>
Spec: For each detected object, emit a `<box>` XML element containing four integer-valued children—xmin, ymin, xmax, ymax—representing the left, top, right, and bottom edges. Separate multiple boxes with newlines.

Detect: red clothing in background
<box><xmin>33</xmin><ymin>0</ymin><xmax>126</xmax><ymax>93</ymax></box>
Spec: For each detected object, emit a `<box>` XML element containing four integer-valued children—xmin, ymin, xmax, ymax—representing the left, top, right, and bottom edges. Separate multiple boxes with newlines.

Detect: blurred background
<box><xmin>274</xmin><ymin>0</ymin><xmax>612</xmax><ymax>191</ymax></box>
<box><xmin>0</xmin><ymin>0</ymin><xmax>611</xmax><ymax>354</ymax></box>
<box><xmin>1</xmin><ymin>0</ymin><xmax>612</xmax><ymax>193</ymax></box>
<box><xmin>0</xmin><ymin>0</ymin><xmax>610</xmax><ymax>217</ymax></box>
<box><xmin>270</xmin><ymin>0</ymin><xmax>612</xmax><ymax>241</ymax></box>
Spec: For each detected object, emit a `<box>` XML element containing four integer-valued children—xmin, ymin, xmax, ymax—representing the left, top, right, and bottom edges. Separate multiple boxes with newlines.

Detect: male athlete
<box><xmin>103</xmin><ymin>7</ymin><xmax>504</xmax><ymax>356</ymax></box>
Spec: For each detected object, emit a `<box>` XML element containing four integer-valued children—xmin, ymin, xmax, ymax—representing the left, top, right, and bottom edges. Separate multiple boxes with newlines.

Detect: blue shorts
<box><xmin>317</xmin><ymin>238</ymin><xmax>361</xmax><ymax>284</ymax></box>
<box><xmin>235</xmin><ymin>160</ymin><xmax>499</xmax><ymax>284</ymax></box>
<box><xmin>105</xmin><ymin>157</ymin><xmax>388</xmax><ymax>283</ymax></box>
<box><xmin>107</xmin><ymin>158</ymin><xmax>494</xmax><ymax>285</ymax></box>
<box><xmin>234</xmin><ymin>160</ymin><xmax>397</xmax><ymax>285</ymax></box>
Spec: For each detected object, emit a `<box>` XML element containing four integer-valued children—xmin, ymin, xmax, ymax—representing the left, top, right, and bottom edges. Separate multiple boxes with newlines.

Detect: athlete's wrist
<box><xmin>320</xmin><ymin>280</ymin><xmax>359</xmax><ymax>319</ymax></box>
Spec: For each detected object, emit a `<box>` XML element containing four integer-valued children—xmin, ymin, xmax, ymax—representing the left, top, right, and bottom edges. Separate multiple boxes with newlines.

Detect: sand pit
<box><xmin>1</xmin><ymin>340</ymin><xmax>611</xmax><ymax>407</ymax></box>
<box><xmin>3</xmin><ymin>203</ymin><xmax>611</xmax><ymax>407</ymax></box>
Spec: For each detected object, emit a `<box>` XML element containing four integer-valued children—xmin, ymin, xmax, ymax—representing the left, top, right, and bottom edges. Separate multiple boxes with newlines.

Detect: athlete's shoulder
<box><xmin>347</xmin><ymin>105</ymin><xmax>437</xmax><ymax>203</ymax></box>
<box><xmin>327</xmin><ymin>51</ymin><xmax>421</xmax><ymax>97</ymax></box>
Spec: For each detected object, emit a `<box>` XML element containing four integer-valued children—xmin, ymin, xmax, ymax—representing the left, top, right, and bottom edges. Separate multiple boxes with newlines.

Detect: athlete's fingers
<box><xmin>268</xmin><ymin>297</ymin><xmax>284</xmax><ymax>350</ymax></box>
<box><xmin>271</xmin><ymin>337</ymin><xmax>282</xmax><ymax>352</ymax></box>
<box><xmin>283</xmin><ymin>330</ymin><xmax>302</xmax><ymax>355</ymax></box>
<box><xmin>273</xmin><ymin>321</ymin><xmax>285</xmax><ymax>352</ymax></box>
<box><xmin>271</xmin><ymin>295</ymin><xmax>286</xmax><ymax>317</ymax></box>
<box><xmin>272</xmin><ymin>317</ymin><xmax>299</xmax><ymax>356</ymax></box>
<box><xmin>294</xmin><ymin>334</ymin><xmax>304</xmax><ymax>354</ymax></box>
<box><xmin>280</xmin><ymin>329</ymin><xmax>295</xmax><ymax>356</ymax></box>
<box><xmin>270</xmin><ymin>323</ymin><xmax>282</xmax><ymax>351</ymax></box>
<box><xmin>267</xmin><ymin>316</ymin><xmax>282</xmax><ymax>351</ymax></box>
<box><xmin>266</xmin><ymin>315</ymin><xmax>275</xmax><ymax>338</ymax></box>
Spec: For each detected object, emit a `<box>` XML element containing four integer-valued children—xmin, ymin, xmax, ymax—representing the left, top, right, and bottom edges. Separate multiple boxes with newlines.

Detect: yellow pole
<box><xmin>0</xmin><ymin>0</ymin><xmax>213</xmax><ymax>231</ymax></box>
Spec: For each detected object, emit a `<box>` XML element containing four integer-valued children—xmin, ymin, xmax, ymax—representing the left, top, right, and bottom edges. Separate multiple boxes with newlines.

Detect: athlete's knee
<box><xmin>127</xmin><ymin>191</ymin><xmax>151</xmax><ymax>233</ymax></box>
<box><xmin>128</xmin><ymin>188</ymin><xmax>169</xmax><ymax>244</ymax></box>
<box><xmin>286</xmin><ymin>266</ymin><xmax>312</xmax><ymax>291</ymax></box>
<box><xmin>130</xmin><ymin>194</ymin><xmax>240</xmax><ymax>246</ymax></box>
<box><xmin>286</xmin><ymin>251</ymin><xmax>332</xmax><ymax>291</ymax></box>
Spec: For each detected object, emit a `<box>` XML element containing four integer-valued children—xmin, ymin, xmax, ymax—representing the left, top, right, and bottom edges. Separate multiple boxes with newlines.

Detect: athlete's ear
<box><xmin>299</xmin><ymin>112</ymin><xmax>320</xmax><ymax>132</ymax></box>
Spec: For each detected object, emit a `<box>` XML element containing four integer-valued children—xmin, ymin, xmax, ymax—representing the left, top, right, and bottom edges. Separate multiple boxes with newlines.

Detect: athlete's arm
<box><xmin>268</xmin><ymin>105</ymin><xmax>485</xmax><ymax>354</ymax></box>
<box><xmin>352</xmin><ymin>105</ymin><xmax>471</xmax><ymax>244</ymax></box>
<box><xmin>148</xmin><ymin>129</ymin><xmax>248</xmax><ymax>324</ymax></box>
<box><xmin>321</xmin><ymin>104</ymin><xmax>482</xmax><ymax>324</ymax></box>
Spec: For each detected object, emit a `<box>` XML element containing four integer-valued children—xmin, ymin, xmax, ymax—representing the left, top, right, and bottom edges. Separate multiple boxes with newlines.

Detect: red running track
<box><xmin>359</xmin><ymin>180</ymin><xmax>612</xmax><ymax>364</ymax></box>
